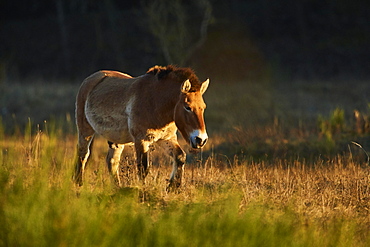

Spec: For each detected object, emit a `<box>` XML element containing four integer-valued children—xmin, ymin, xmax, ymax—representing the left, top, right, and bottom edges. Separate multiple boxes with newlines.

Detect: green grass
<box><xmin>0</xmin><ymin>127</ymin><xmax>369</xmax><ymax>247</ymax></box>
<box><xmin>0</xmin><ymin>166</ymin><xmax>366</xmax><ymax>247</ymax></box>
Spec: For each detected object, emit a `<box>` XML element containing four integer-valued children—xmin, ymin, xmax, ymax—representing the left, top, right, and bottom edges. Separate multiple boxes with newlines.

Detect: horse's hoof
<box><xmin>166</xmin><ymin>180</ymin><xmax>181</xmax><ymax>193</ymax></box>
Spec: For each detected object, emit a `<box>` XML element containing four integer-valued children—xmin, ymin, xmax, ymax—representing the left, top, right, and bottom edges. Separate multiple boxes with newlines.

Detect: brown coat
<box><xmin>73</xmin><ymin>65</ymin><xmax>209</xmax><ymax>189</ymax></box>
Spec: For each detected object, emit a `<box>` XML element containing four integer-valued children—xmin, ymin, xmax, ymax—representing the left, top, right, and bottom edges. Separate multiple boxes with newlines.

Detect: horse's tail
<box><xmin>74</xmin><ymin>71</ymin><xmax>110</xmax><ymax>186</ymax></box>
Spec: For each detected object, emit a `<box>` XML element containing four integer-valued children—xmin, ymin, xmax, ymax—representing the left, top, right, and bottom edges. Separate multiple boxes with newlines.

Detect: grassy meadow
<box><xmin>0</xmin><ymin>79</ymin><xmax>370</xmax><ymax>246</ymax></box>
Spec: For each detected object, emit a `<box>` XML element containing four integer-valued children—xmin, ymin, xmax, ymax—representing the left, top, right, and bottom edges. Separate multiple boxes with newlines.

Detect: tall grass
<box><xmin>0</xmin><ymin>122</ymin><xmax>369</xmax><ymax>246</ymax></box>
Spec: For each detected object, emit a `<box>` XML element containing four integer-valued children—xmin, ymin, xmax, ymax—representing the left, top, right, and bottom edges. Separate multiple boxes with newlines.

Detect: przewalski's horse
<box><xmin>73</xmin><ymin>65</ymin><xmax>209</xmax><ymax>189</ymax></box>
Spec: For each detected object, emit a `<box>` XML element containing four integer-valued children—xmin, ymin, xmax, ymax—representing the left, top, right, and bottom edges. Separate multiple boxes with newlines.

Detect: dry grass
<box><xmin>73</xmin><ymin>136</ymin><xmax>370</xmax><ymax>225</ymax></box>
<box><xmin>5</xmin><ymin>131</ymin><xmax>368</xmax><ymax>221</ymax></box>
<box><xmin>1</xmin><ymin>122</ymin><xmax>370</xmax><ymax>245</ymax></box>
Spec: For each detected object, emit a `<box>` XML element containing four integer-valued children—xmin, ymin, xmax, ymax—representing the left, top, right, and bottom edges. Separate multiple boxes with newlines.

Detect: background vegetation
<box><xmin>0</xmin><ymin>0</ymin><xmax>370</xmax><ymax>246</ymax></box>
<box><xmin>1</xmin><ymin>0</ymin><xmax>369</xmax><ymax>80</ymax></box>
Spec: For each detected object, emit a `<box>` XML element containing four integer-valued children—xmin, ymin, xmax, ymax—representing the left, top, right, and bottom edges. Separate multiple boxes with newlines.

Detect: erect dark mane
<box><xmin>146</xmin><ymin>65</ymin><xmax>201</xmax><ymax>92</ymax></box>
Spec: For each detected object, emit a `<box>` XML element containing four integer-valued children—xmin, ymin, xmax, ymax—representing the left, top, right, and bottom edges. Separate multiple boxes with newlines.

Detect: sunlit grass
<box><xmin>0</xmin><ymin>123</ymin><xmax>369</xmax><ymax>246</ymax></box>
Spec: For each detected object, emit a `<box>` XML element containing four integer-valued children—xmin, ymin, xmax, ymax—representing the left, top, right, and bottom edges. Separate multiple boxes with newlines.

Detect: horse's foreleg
<box><xmin>106</xmin><ymin>142</ymin><xmax>124</xmax><ymax>187</ymax></box>
<box><xmin>134</xmin><ymin>141</ymin><xmax>150</xmax><ymax>182</ymax></box>
<box><xmin>161</xmin><ymin>140</ymin><xmax>186</xmax><ymax>191</ymax></box>
<box><xmin>73</xmin><ymin>134</ymin><xmax>94</xmax><ymax>186</ymax></box>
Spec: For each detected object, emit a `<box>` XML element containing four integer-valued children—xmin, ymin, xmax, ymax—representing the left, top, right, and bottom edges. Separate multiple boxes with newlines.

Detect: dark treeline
<box><xmin>0</xmin><ymin>0</ymin><xmax>369</xmax><ymax>81</ymax></box>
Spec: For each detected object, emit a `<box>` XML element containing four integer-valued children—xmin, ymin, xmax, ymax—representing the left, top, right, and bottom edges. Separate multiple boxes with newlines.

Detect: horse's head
<box><xmin>174</xmin><ymin>79</ymin><xmax>209</xmax><ymax>149</ymax></box>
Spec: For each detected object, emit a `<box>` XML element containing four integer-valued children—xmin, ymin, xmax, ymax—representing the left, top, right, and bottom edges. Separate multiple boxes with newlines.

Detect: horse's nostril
<box><xmin>195</xmin><ymin>137</ymin><xmax>207</xmax><ymax>147</ymax></box>
<box><xmin>203</xmin><ymin>138</ymin><xmax>208</xmax><ymax>146</ymax></box>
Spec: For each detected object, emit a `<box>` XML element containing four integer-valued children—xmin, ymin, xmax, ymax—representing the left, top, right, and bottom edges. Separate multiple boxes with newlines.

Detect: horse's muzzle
<box><xmin>190</xmin><ymin>130</ymin><xmax>208</xmax><ymax>149</ymax></box>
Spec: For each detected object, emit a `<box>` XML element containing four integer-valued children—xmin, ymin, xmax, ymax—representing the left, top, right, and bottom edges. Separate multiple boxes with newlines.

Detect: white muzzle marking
<box><xmin>190</xmin><ymin>129</ymin><xmax>208</xmax><ymax>149</ymax></box>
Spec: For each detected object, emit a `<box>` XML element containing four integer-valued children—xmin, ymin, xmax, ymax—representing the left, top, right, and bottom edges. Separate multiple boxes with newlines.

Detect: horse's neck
<box><xmin>149</xmin><ymin>83</ymin><xmax>179</xmax><ymax>125</ymax></box>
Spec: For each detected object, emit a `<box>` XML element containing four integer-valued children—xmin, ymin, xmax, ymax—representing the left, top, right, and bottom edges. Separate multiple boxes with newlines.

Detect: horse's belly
<box><xmin>85</xmin><ymin>111</ymin><xmax>133</xmax><ymax>144</ymax></box>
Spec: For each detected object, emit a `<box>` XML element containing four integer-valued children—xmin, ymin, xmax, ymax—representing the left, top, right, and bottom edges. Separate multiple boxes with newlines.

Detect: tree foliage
<box><xmin>0</xmin><ymin>0</ymin><xmax>369</xmax><ymax>80</ymax></box>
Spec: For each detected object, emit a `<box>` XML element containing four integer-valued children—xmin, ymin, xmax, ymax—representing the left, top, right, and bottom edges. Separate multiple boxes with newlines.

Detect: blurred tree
<box><xmin>68</xmin><ymin>0</ymin><xmax>88</xmax><ymax>14</ymax></box>
<box><xmin>102</xmin><ymin>0</ymin><xmax>125</xmax><ymax>67</ymax></box>
<box><xmin>1</xmin><ymin>0</ymin><xmax>369</xmax><ymax>79</ymax></box>
<box><xmin>55</xmin><ymin>0</ymin><xmax>71</xmax><ymax>75</ymax></box>
<box><xmin>142</xmin><ymin>0</ymin><xmax>212</xmax><ymax>66</ymax></box>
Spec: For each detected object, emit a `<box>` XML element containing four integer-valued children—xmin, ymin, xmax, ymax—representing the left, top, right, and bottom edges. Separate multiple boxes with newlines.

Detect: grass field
<box><xmin>0</xmin><ymin>79</ymin><xmax>370</xmax><ymax>246</ymax></box>
<box><xmin>0</xmin><ymin>119</ymin><xmax>369</xmax><ymax>246</ymax></box>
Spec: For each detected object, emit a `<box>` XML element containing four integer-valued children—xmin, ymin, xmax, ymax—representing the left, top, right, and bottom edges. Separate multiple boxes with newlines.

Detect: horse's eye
<box><xmin>184</xmin><ymin>105</ymin><xmax>192</xmax><ymax>112</ymax></box>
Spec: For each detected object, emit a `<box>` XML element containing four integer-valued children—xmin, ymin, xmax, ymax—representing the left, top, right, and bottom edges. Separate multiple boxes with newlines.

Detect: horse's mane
<box><xmin>146</xmin><ymin>65</ymin><xmax>201</xmax><ymax>92</ymax></box>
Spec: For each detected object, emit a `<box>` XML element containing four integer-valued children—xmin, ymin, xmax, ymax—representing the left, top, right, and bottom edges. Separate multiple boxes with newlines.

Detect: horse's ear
<box><xmin>181</xmin><ymin>79</ymin><xmax>191</xmax><ymax>93</ymax></box>
<box><xmin>200</xmin><ymin>78</ymin><xmax>209</xmax><ymax>94</ymax></box>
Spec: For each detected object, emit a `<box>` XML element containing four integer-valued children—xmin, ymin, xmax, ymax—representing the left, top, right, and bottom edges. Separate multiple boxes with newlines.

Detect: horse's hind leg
<box><xmin>106</xmin><ymin>142</ymin><xmax>124</xmax><ymax>187</ymax></box>
<box><xmin>73</xmin><ymin>133</ymin><xmax>95</xmax><ymax>186</ymax></box>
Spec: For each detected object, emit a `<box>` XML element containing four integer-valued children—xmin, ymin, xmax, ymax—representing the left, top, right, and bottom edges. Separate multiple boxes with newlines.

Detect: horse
<box><xmin>73</xmin><ymin>65</ymin><xmax>209</xmax><ymax>189</ymax></box>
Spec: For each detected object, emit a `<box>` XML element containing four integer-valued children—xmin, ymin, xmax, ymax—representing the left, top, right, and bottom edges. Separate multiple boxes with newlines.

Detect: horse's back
<box><xmin>77</xmin><ymin>70</ymin><xmax>133</xmax><ymax>106</ymax></box>
<box><xmin>100</xmin><ymin>70</ymin><xmax>133</xmax><ymax>79</ymax></box>
<box><xmin>79</xmin><ymin>70</ymin><xmax>132</xmax><ymax>91</ymax></box>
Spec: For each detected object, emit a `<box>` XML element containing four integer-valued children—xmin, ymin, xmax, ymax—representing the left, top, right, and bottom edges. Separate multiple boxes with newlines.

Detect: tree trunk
<box><xmin>55</xmin><ymin>0</ymin><xmax>71</xmax><ymax>75</ymax></box>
